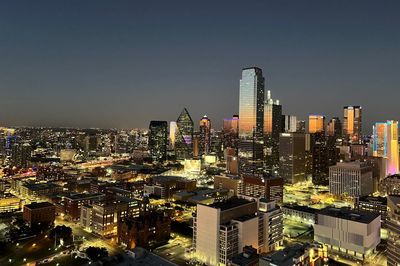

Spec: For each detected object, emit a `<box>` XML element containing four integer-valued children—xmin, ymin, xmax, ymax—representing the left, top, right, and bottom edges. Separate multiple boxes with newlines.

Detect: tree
<box><xmin>85</xmin><ymin>247</ymin><xmax>108</xmax><ymax>261</ymax></box>
<box><xmin>50</xmin><ymin>225</ymin><xmax>73</xmax><ymax>245</ymax></box>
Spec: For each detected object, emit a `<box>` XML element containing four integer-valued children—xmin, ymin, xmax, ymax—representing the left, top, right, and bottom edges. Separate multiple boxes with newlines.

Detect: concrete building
<box><xmin>356</xmin><ymin>196</ymin><xmax>387</xmax><ymax>226</ymax></box>
<box><xmin>238</xmin><ymin>175</ymin><xmax>283</xmax><ymax>204</ymax></box>
<box><xmin>214</xmin><ymin>174</ymin><xmax>242</xmax><ymax>196</ymax></box>
<box><xmin>380</xmin><ymin>174</ymin><xmax>400</xmax><ymax>195</ymax></box>
<box><xmin>80</xmin><ymin>198</ymin><xmax>132</xmax><ymax>237</ymax></box>
<box><xmin>314</xmin><ymin>207</ymin><xmax>380</xmax><ymax>260</ymax></box>
<box><xmin>193</xmin><ymin>197</ymin><xmax>282</xmax><ymax>266</ymax></box>
<box><xmin>329</xmin><ymin>162</ymin><xmax>373</xmax><ymax>197</ymax></box>
<box><xmin>387</xmin><ymin>195</ymin><xmax>400</xmax><ymax>266</ymax></box>
<box><xmin>282</xmin><ymin>204</ymin><xmax>318</xmax><ymax>225</ymax></box>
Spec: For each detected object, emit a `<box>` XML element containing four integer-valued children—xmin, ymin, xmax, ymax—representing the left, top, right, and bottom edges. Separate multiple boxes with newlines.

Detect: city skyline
<box><xmin>0</xmin><ymin>1</ymin><xmax>399</xmax><ymax>130</ymax></box>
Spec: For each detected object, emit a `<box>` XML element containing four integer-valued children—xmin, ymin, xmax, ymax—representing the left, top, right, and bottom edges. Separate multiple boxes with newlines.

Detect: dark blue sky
<box><xmin>0</xmin><ymin>1</ymin><xmax>399</xmax><ymax>132</ymax></box>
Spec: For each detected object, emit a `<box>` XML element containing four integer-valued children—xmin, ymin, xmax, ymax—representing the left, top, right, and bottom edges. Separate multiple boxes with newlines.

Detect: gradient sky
<box><xmin>0</xmin><ymin>1</ymin><xmax>399</xmax><ymax>132</ymax></box>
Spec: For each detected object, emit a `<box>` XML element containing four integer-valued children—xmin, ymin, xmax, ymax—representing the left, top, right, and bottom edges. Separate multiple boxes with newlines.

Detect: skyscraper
<box><xmin>343</xmin><ymin>106</ymin><xmax>362</xmax><ymax>143</ymax></box>
<box><xmin>148</xmin><ymin>121</ymin><xmax>168</xmax><ymax>163</ymax></box>
<box><xmin>373</xmin><ymin>120</ymin><xmax>399</xmax><ymax>176</ymax></box>
<box><xmin>308</xmin><ymin>115</ymin><xmax>325</xmax><ymax>134</ymax></box>
<box><xmin>326</xmin><ymin>117</ymin><xmax>342</xmax><ymax>139</ymax></box>
<box><xmin>279</xmin><ymin>133</ymin><xmax>307</xmax><ymax>184</ymax></box>
<box><xmin>223</xmin><ymin>115</ymin><xmax>239</xmax><ymax>150</ymax></box>
<box><xmin>199</xmin><ymin>115</ymin><xmax>211</xmax><ymax>156</ymax></box>
<box><xmin>238</xmin><ymin>67</ymin><xmax>264</xmax><ymax>175</ymax></box>
<box><xmin>264</xmin><ymin>90</ymin><xmax>282</xmax><ymax>174</ymax></box>
<box><xmin>169</xmin><ymin>121</ymin><xmax>177</xmax><ymax>150</ymax></box>
<box><xmin>282</xmin><ymin>115</ymin><xmax>297</xmax><ymax>133</ymax></box>
<box><xmin>175</xmin><ymin>108</ymin><xmax>194</xmax><ymax>160</ymax></box>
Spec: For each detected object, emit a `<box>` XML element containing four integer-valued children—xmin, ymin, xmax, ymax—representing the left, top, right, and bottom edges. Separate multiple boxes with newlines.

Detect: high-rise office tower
<box><xmin>199</xmin><ymin>115</ymin><xmax>211</xmax><ymax>156</ymax></box>
<box><xmin>308</xmin><ymin>115</ymin><xmax>325</xmax><ymax>134</ymax></box>
<box><xmin>296</xmin><ymin>120</ymin><xmax>306</xmax><ymax>133</ymax></box>
<box><xmin>311</xmin><ymin>132</ymin><xmax>329</xmax><ymax>185</ymax></box>
<box><xmin>169</xmin><ymin>121</ymin><xmax>177</xmax><ymax>150</ymax></box>
<box><xmin>329</xmin><ymin>162</ymin><xmax>373</xmax><ymax>197</ymax></box>
<box><xmin>343</xmin><ymin>106</ymin><xmax>362</xmax><ymax>143</ymax></box>
<box><xmin>175</xmin><ymin>108</ymin><xmax>194</xmax><ymax>160</ymax></box>
<box><xmin>326</xmin><ymin>117</ymin><xmax>342</xmax><ymax>139</ymax></box>
<box><xmin>279</xmin><ymin>133</ymin><xmax>307</xmax><ymax>184</ymax></box>
<box><xmin>223</xmin><ymin>115</ymin><xmax>239</xmax><ymax>150</ymax></box>
<box><xmin>373</xmin><ymin>120</ymin><xmax>399</xmax><ymax>176</ymax></box>
<box><xmin>264</xmin><ymin>90</ymin><xmax>282</xmax><ymax>174</ymax></box>
<box><xmin>238</xmin><ymin>67</ymin><xmax>264</xmax><ymax>175</ymax></box>
<box><xmin>11</xmin><ymin>142</ymin><xmax>32</xmax><ymax>168</ymax></box>
<box><xmin>148</xmin><ymin>121</ymin><xmax>168</xmax><ymax>163</ymax></box>
<box><xmin>387</xmin><ymin>195</ymin><xmax>400</xmax><ymax>266</ymax></box>
<box><xmin>282</xmin><ymin>115</ymin><xmax>297</xmax><ymax>133</ymax></box>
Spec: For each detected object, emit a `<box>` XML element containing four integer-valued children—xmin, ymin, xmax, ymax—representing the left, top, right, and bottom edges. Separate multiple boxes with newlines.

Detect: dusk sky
<box><xmin>0</xmin><ymin>1</ymin><xmax>399</xmax><ymax>132</ymax></box>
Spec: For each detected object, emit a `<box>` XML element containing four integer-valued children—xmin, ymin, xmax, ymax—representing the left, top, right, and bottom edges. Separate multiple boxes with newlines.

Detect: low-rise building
<box><xmin>80</xmin><ymin>198</ymin><xmax>132</xmax><ymax>237</ymax></box>
<box><xmin>356</xmin><ymin>196</ymin><xmax>387</xmax><ymax>226</ymax></box>
<box><xmin>314</xmin><ymin>207</ymin><xmax>380</xmax><ymax>260</ymax></box>
<box><xmin>259</xmin><ymin>243</ymin><xmax>327</xmax><ymax>266</ymax></box>
<box><xmin>380</xmin><ymin>174</ymin><xmax>400</xmax><ymax>195</ymax></box>
<box><xmin>60</xmin><ymin>193</ymin><xmax>104</xmax><ymax>221</ymax></box>
<box><xmin>23</xmin><ymin>202</ymin><xmax>56</xmax><ymax>227</ymax></box>
<box><xmin>118</xmin><ymin>211</ymin><xmax>171</xmax><ymax>249</ymax></box>
<box><xmin>282</xmin><ymin>204</ymin><xmax>318</xmax><ymax>225</ymax></box>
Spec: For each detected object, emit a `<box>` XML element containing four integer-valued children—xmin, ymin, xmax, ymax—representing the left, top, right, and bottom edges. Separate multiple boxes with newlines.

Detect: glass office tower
<box><xmin>309</xmin><ymin>115</ymin><xmax>325</xmax><ymax>134</ymax></box>
<box><xmin>199</xmin><ymin>115</ymin><xmax>211</xmax><ymax>155</ymax></box>
<box><xmin>149</xmin><ymin>121</ymin><xmax>168</xmax><ymax>162</ymax></box>
<box><xmin>343</xmin><ymin>106</ymin><xmax>362</xmax><ymax>143</ymax></box>
<box><xmin>264</xmin><ymin>90</ymin><xmax>282</xmax><ymax>174</ymax></box>
<box><xmin>175</xmin><ymin>108</ymin><xmax>194</xmax><ymax>160</ymax></box>
<box><xmin>238</xmin><ymin>67</ymin><xmax>264</xmax><ymax>175</ymax></box>
<box><xmin>373</xmin><ymin>120</ymin><xmax>399</xmax><ymax>176</ymax></box>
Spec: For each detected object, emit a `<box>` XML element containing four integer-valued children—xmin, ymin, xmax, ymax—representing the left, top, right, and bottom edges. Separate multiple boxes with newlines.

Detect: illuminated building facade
<box><xmin>314</xmin><ymin>207</ymin><xmax>380</xmax><ymax>260</ymax></box>
<box><xmin>329</xmin><ymin>162</ymin><xmax>373</xmax><ymax>197</ymax></box>
<box><xmin>193</xmin><ymin>198</ymin><xmax>282</xmax><ymax>266</ymax></box>
<box><xmin>263</xmin><ymin>90</ymin><xmax>282</xmax><ymax>173</ymax></box>
<box><xmin>169</xmin><ymin>121</ymin><xmax>177</xmax><ymax>150</ymax></box>
<box><xmin>199</xmin><ymin>115</ymin><xmax>211</xmax><ymax>155</ymax></box>
<box><xmin>373</xmin><ymin>120</ymin><xmax>399</xmax><ymax>176</ymax></box>
<box><xmin>326</xmin><ymin>117</ymin><xmax>342</xmax><ymax>139</ymax></box>
<box><xmin>175</xmin><ymin>108</ymin><xmax>194</xmax><ymax>160</ymax></box>
<box><xmin>308</xmin><ymin>115</ymin><xmax>325</xmax><ymax>134</ymax></box>
<box><xmin>387</xmin><ymin>195</ymin><xmax>400</xmax><ymax>266</ymax></box>
<box><xmin>282</xmin><ymin>115</ymin><xmax>297</xmax><ymax>133</ymax></box>
<box><xmin>223</xmin><ymin>115</ymin><xmax>239</xmax><ymax>150</ymax></box>
<box><xmin>148</xmin><ymin>121</ymin><xmax>168</xmax><ymax>163</ymax></box>
<box><xmin>238</xmin><ymin>67</ymin><xmax>264</xmax><ymax>175</ymax></box>
<box><xmin>343</xmin><ymin>106</ymin><xmax>362</xmax><ymax>143</ymax></box>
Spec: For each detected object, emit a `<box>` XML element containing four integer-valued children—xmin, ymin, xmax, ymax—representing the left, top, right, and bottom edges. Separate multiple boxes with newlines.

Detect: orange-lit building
<box><xmin>308</xmin><ymin>115</ymin><xmax>325</xmax><ymax>134</ymax></box>
<box><xmin>343</xmin><ymin>106</ymin><xmax>362</xmax><ymax>143</ymax></box>
<box><xmin>373</xmin><ymin>120</ymin><xmax>399</xmax><ymax>176</ymax></box>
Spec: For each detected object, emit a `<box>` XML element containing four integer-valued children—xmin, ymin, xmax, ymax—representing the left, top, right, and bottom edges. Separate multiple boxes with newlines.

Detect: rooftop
<box><xmin>358</xmin><ymin>195</ymin><xmax>387</xmax><ymax>205</ymax></box>
<box><xmin>209</xmin><ymin>197</ymin><xmax>254</xmax><ymax>211</ymax></box>
<box><xmin>25</xmin><ymin>202</ymin><xmax>54</xmax><ymax>210</ymax></box>
<box><xmin>317</xmin><ymin>207</ymin><xmax>380</xmax><ymax>224</ymax></box>
<box><xmin>282</xmin><ymin>203</ymin><xmax>319</xmax><ymax>214</ymax></box>
<box><xmin>260</xmin><ymin>243</ymin><xmax>311</xmax><ymax>266</ymax></box>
